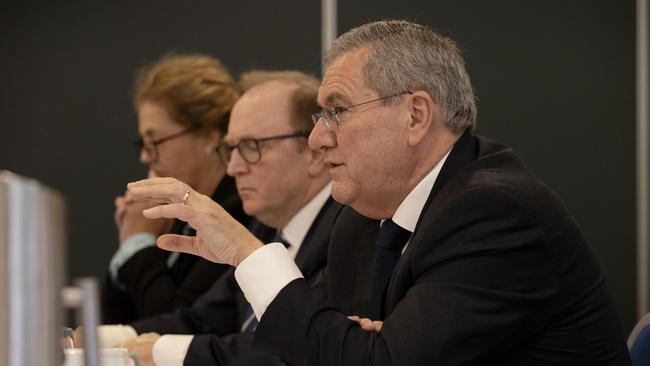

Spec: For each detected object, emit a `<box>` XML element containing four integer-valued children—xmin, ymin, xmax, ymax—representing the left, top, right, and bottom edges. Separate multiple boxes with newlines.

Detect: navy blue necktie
<box><xmin>241</xmin><ymin>231</ymin><xmax>290</xmax><ymax>333</ymax></box>
<box><xmin>372</xmin><ymin>219</ymin><xmax>411</xmax><ymax>319</ymax></box>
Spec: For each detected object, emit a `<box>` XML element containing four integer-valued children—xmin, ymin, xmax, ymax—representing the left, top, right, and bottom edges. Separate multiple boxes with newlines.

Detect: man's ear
<box><xmin>306</xmin><ymin>145</ymin><xmax>326</xmax><ymax>177</ymax></box>
<box><xmin>406</xmin><ymin>91</ymin><xmax>439</xmax><ymax>146</ymax></box>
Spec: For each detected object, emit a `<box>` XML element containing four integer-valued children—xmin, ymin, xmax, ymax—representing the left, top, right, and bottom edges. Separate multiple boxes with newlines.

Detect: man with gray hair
<box><xmin>128</xmin><ymin>20</ymin><xmax>631</xmax><ymax>365</ymax></box>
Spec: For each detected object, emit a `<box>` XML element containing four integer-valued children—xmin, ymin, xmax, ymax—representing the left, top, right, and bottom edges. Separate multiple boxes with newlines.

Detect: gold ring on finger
<box><xmin>180</xmin><ymin>190</ymin><xmax>190</xmax><ymax>205</ymax></box>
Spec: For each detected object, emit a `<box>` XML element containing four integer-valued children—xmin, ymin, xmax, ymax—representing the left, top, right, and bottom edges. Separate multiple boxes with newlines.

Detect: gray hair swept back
<box><xmin>325</xmin><ymin>20</ymin><xmax>477</xmax><ymax>133</ymax></box>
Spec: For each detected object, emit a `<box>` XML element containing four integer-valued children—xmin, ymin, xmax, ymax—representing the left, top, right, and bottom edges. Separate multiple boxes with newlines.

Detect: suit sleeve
<box><xmin>253</xmin><ymin>187</ymin><xmax>558</xmax><ymax>366</ymax></box>
<box><xmin>115</xmin><ymin>246</ymin><xmax>230</xmax><ymax>318</ymax></box>
<box><xmin>131</xmin><ymin>268</ymin><xmax>241</xmax><ymax>337</ymax></box>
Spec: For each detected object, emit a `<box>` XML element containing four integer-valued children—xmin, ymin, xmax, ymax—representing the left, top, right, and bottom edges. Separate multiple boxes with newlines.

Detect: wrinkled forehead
<box><xmin>318</xmin><ymin>47</ymin><xmax>376</xmax><ymax>107</ymax></box>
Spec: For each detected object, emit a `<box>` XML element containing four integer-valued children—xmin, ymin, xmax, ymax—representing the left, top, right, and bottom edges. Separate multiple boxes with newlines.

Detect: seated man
<box><xmin>129</xmin><ymin>20</ymin><xmax>632</xmax><ymax>365</ymax></box>
<box><xmin>97</xmin><ymin>72</ymin><xmax>363</xmax><ymax>365</ymax></box>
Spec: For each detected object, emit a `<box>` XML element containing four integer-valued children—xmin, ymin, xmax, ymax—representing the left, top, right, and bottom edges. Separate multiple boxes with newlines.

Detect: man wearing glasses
<box><xmin>97</xmin><ymin>72</ymin><xmax>363</xmax><ymax>366</ymax></box>
<box><xmin>129</xmin><ymin>21</ymin><xmax>631</xmax><ymax>365</ymax></box>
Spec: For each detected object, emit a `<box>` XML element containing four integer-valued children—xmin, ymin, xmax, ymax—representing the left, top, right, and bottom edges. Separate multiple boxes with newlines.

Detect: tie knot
<box><xmin>273</xmin><ymin>231</ymin><xmax>290</xmax><ymax>248</ymax></box>
<box><xmin>376</xmin><ymin>220</ymin><xmax>411</xmax><ymax>251</ymax></box>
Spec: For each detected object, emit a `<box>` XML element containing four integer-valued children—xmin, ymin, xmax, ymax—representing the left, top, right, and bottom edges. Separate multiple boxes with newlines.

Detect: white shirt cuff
<box><xmin>235</xmin><ymin>243</ymin><xmax>303</xmax><ymax>319</ymax></box>
<box><xmin>152</xmin><ymin>334</ymin><xmax>194</xmax><ymax>366</ymax></box>
<box><xmin>96</xmin><ymin>324</ymin><xmax>138</xmax><ymax>347</ymax></box>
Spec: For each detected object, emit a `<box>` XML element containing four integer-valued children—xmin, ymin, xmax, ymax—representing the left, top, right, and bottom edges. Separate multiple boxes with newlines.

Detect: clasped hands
<box><xmin>114</xmin><ymin>190</ymin><xmax>173</xmax><ymax>243</ymax></box>
<box><xmin>127</xmin><ymin>177</ymin><xmax>263</xmax><ymax>266</ymax></box>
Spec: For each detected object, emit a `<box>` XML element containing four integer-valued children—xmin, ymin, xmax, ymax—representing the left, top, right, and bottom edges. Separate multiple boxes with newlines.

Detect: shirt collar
<box><xmin>391</xmin><ymin>148</ymin><xmax>452</xmax><ymax>232</ymax></box>
<box><xmin>281</xmin><ymin>182</ymin><xmax>332</xmax><ymax>257</ymax></box>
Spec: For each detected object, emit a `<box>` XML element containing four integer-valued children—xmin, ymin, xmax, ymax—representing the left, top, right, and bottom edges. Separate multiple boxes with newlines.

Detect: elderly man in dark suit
<box><xmin>129</xmin><ymin>20</ymin><xmax>631</xmax><ymax>365</ymax></box>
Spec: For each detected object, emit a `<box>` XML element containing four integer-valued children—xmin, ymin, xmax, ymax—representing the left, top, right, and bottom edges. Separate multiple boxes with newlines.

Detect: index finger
<box><xmin>127</xmin><ymin>177</ymin><xmax>179</xmax><ymax>190</ymax></box>
<box><xmin>128</xmin><ymin>181</ymin><xmax>190</xmax><ymax>204</ymax></box>
<box><xmin>142</xmin><ymin>203</ymin><xmax>195</xmax><ymax>223</ymax></box>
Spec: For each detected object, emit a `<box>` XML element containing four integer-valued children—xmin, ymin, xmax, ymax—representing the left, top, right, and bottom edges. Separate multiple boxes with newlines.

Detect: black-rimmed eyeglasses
<box><xmin>217</xmin><ymin>131</ymin><xmax>310</xmax><ymax>165</ymax></box>
<box><xmin>133</xmin><ymin>126</ymin><xmax>199</xmax><ymax>161</ymax></box>
<box><xmin>311</xmin><ymin>91</ymin><xmax>412</xmax><ymax>131</ymax></box>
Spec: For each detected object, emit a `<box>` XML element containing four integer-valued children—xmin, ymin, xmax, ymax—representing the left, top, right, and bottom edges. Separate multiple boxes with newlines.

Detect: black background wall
<box><xmin>0</xmin><ymin>1</ymin><xmax>636</xmax><ymax>332</ymax></box>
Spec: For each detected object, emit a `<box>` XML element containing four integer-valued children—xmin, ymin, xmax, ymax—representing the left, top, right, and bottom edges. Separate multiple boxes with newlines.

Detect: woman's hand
<box><xmin>114</xmin><ymin>190</ymin><xmax>174</xmax><ymax>243</ymax></box>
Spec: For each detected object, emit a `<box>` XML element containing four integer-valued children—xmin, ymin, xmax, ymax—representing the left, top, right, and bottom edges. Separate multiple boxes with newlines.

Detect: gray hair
<box><xmin>325</xmin><ymin>20</ymin><xmax>477</xmax><ymax>133</ymax></box>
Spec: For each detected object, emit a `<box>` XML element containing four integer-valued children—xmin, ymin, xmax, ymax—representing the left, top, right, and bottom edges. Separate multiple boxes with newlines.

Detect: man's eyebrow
<box><xmin>323</xmin><ymin>92</ymin><xmax>350</xmax><ymax>106</ymax></box>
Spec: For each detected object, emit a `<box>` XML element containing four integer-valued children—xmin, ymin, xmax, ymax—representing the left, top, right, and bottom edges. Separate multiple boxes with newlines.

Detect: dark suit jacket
<box><xmin>102</xmin><ymin>176</ymin><xmax>250</xmax><ymax>324</ymax></box>
<box><xmin>253</xmin><ymin>132</ymin><xmax>632</xmax><ymax>366</ymax></box>
<box><xmin>131</xmin><ymin>197</ymin><xmax>342</xmax><ymax>366</ymax></box>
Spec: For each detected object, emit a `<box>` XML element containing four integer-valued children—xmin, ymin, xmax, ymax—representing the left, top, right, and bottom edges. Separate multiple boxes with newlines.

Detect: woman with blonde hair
<box><xmin>102</xmin><ymin>54</ymin><xmax>250</xmax><ymax>323</ymax></box>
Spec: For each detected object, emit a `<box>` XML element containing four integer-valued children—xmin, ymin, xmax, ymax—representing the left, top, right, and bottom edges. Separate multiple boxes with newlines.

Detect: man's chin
<box><xmin>330</xmin><ymin>182</ymin><xmax>359</xmax><ymax>206</ymax></box>
<box><xmin>242</xmin><ymin>201</ymin><xmax>259</xmax><ymax>217</ymax></box>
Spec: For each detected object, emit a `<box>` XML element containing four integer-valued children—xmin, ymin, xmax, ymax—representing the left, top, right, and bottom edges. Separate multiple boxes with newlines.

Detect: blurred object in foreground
<box><xmin>0</xmin><ymin>171</ymin><xmax>66</xmax><ymax>366</ymax></box>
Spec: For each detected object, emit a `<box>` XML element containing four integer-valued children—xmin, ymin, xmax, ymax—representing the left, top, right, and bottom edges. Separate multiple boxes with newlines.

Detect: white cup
<box><xmin>63</xmin><ymin>347</ymin><xmax>137</xmax><ymax>366</ymax></box>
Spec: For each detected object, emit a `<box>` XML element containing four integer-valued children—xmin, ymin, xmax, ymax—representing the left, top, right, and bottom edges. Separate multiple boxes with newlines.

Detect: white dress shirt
<box><xmin>392</xmin><ymin>149</ymin><xmax>451</xmax><ymax>251</ymax></box>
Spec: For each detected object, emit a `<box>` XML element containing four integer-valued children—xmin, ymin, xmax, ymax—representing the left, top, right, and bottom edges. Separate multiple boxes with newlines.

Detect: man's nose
<box><xmin>226</xmin><ymin>148</ymin><xmax>249</xmax><ymax>177</ymax></box>
<box><xmin>309</xmin><ymin>121</ymin><xmax>336</xmax><ymax>151</ymax></box>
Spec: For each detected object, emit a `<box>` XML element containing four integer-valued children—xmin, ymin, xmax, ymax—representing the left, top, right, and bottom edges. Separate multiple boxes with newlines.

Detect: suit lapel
<box><xmin>328</xmin><ymin>206</ymin><xmax>380</xmax><ymax>318</ymax></box>
<box><xmin>413</xmin><ymin>130</ymin><xmax>478</xmax><ymax>232</ymax></box>
<box><xmin>294</xmin><ymin>198</ymin><xmax>342</xmax><ymax>278</ymax></box>
<box><xmin>383</xmin><ymin>131</ymin><xmax>479</xmax><ymax>317</ymax></box>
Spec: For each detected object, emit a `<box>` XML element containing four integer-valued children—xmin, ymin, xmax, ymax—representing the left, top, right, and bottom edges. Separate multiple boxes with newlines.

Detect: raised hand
<box><xmin>127</xmin><ymin>177</ymin><xmax>263</xmax><ymax>266</ymax></box>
